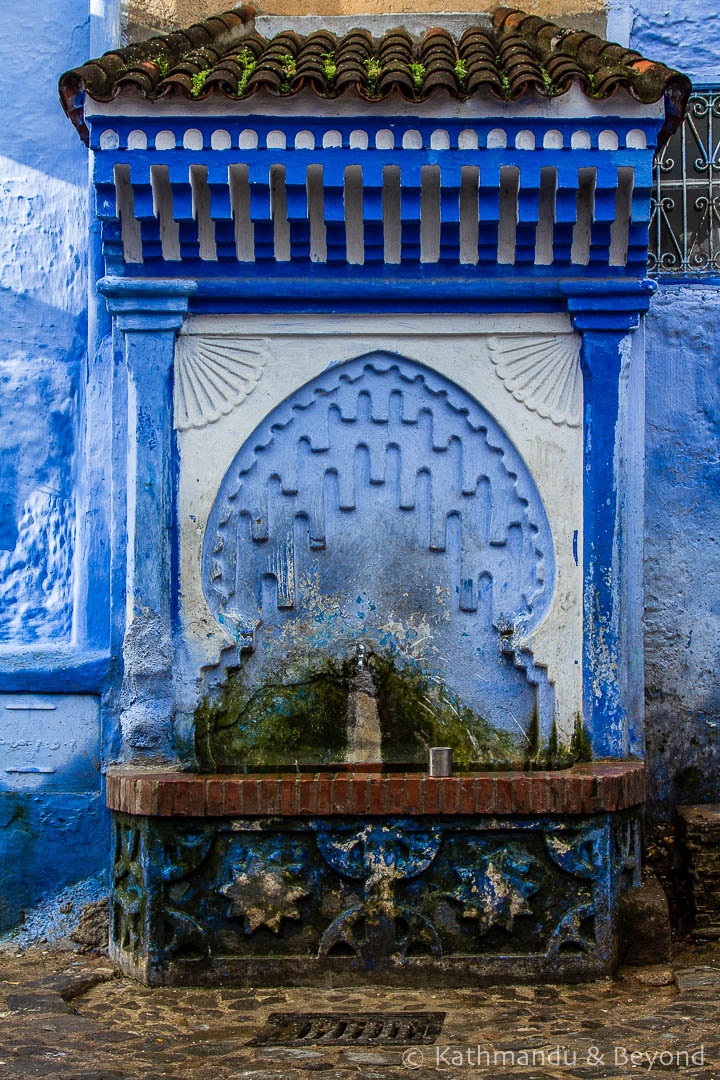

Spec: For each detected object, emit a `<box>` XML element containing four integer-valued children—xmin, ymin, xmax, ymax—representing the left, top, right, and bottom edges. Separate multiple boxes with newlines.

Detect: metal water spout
<box><xmin>344</xmin><ymin>643</ymin><xmax>382</xmax><ymax>764</ymax></box>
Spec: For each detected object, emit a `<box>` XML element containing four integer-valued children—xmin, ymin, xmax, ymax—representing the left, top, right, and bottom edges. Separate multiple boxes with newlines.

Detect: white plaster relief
<box><xmin>515</xmin><ymin>129</ymin><xmax>536</xmax><ymax>150</ymax></box>
<box><xmin>402</xmin><ymin>129</ymin><xmax>422</xmax><ymax>149</ymax></box>
<box><xmin>173</xmin><ymin>336</ymin><xmax>269</xmax><ymax>430</ymax></box>
<box><xmin>599</xmin><ymin>129</ymin><xmax>619</xmax><ymax>150</ymax></box>
<box><xmin>99</xmin><ymin>128</ymin><xmax>119</xmax><ymax>150</ymax></box>
<box><xmin>155</xmin><ymin>129</ymin><xmax>176</xmax><ymax>149</ymax></box>
<box><xmin>88</xmin><ymin>83</ymin><xmax>664</xmax><ymax>122</ymax></box>
<box><xmin>626</xmin><ymin>128</ymin><xmax>647</xmax><ymax>149</ymax></box>
<box><xmin>174</xmin><ymin>314</ymin><xmax>583</xmax><ymax>745</ymax></box>
<box><xmin>127</xmin><ymin>128</ymin><xmax>148</xmax><ymax>150</ymax></box>
<box><xmin>487</xmin><ymin>333</ymin><xmax>583</xmax><ymax>428</ymax></box>
<box><xmin>211</xmin><ymin>128</ymin><xmax>232</xmax><ymax>150</ymax></box>
<box><xmin>487</xmin><ymin>128</ymin><xmax>507</xmax><ymax>148</ymax></box>
<box><xmin>322</xmin><ymin>130</ymin><xmax>342</xmax><ymax>148</ymax></box>
<box><xmin>182</xmin><ymin>128</ymin><xmax>203</xmax><ymax>150</ymax></box>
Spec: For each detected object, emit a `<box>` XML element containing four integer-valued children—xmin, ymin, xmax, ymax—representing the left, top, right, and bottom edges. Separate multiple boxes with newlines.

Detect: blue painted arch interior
<box><xmin>203</xmin><ymin>352</ymin><xmax>556</xmax><ymax>754</ymax></box>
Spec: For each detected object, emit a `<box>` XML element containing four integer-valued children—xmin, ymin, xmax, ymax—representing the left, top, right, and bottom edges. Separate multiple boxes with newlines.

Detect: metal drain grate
<box><xmin>249</xmin><ymin>1011</ymin><xmax>446</xmax><ymax>1046</ymax></box>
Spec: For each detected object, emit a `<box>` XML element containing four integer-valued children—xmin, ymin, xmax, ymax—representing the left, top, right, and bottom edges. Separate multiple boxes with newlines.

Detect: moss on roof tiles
<box><xmin>60</xmin><ymin>3</ymin><xmax>691</xmax><ymax>147</ymax></box>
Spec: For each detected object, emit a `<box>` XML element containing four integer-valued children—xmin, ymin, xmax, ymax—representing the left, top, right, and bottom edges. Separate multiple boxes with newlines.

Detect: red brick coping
<box><xmin>106</xmin><ymin>763</ymin><xmax>644</xmax><ymax>818</ymax></box>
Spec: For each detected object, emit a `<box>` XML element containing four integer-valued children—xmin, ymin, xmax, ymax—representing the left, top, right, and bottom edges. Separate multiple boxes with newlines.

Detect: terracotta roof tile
<box><xmin>60</xmin><ymin>3</ymin><xmax>691</xmax><ymax>146</ymax></box>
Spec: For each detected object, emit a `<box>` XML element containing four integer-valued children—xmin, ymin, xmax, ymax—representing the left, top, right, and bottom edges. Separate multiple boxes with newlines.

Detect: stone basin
<box><xmin>107</xmin><ymin>762</ymin><xmax>643</xmax><ymax>987</ymax></box>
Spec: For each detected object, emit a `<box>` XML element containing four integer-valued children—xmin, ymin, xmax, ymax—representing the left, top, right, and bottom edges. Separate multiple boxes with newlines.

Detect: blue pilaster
<box><xmin>99</xmin><ymin>279</ymin><xmax>194</xmax><ymax>760</ymax></box>
<box><xmin>562</xmin><ymin>282</ymin><xmax>655</xmax><ymax>757</ymax></box>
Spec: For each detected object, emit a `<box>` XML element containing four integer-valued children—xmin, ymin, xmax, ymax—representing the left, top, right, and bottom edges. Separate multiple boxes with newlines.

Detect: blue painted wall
<box><xmin>0</xmin><ymin>2</ymin><xmax>109</xmax><ymax>933</ymax></box>
<box><xmin>628</xmin><ymin>1</ymin><xmax>720</xmax><ymax>814</ymax></box>
<box><xmin>642</xmin><ymin>287</ymin><xmax>720</xmax><ymax>813</ymax></box>
<box><xmin>0</xmin><ymin>0</ymin><xmax>717</xmax><ymax>931</ymax></box>
<box><xmin>0</xmin><ymin>5</ymin><xmax>90</xmax><ymax>645</ymax></box>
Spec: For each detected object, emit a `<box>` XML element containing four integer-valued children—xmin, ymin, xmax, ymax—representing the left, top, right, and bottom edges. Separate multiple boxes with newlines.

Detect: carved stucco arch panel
<box><xmin>201</xmin><ymin>351</ymin><xmax>558</xmax><ymax>741</ymax></box>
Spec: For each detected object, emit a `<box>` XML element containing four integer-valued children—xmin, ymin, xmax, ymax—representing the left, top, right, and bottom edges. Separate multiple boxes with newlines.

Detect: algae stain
<box><xmin>369</xmin><ymin>653</ymin><xmax>518</xmax><ymax>768</ymax></box>
<box><xmin>569</xmin><ymin>713</ymin><xmax>593</xmax><ymax>763</ymax></box>
<box><xmin>194</xmin><ymin>658</ymin><xmax>349</xmax><ymax>770</ymax></box>
<box><xmin>195</xmin><ymin>649</ymin><xmax>527</xmax><ymax>770</ymax></box>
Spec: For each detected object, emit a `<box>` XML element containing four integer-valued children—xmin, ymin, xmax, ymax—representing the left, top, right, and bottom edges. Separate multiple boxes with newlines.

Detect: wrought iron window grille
<box><xmin>650</xmin><ymin>86</ymin><xmax>720</xmax><ymax>275</ymax></box>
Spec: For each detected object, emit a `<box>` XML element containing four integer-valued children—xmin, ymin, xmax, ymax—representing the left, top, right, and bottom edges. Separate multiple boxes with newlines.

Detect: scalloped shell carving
<box><xmin>486</xmin><ymin>334</ymin><xmax>582</xmax><ymax>428</ymax></box>
<box><xmin>174</xmin><ymin>336</ymin><xmax>269</xmax><ymax>430</ymax></box>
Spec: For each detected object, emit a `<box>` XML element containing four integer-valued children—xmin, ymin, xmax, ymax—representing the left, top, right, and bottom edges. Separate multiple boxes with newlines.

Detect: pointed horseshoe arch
<box><xmin>203</xmin><ymin>351</ymin><xmax>556</xmax><ymax>737</ymax></box>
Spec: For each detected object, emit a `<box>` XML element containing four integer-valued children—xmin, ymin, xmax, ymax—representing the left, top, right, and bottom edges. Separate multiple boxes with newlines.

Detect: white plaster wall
<box><xmin>87</xmin><ymin>83</ymin><xmax>664</xmax><ymax>122</ymax></box>
<box><xmin>174</xmin><ymin>313</ymin><xmax>583</xmax><ymax>743</ymax></box>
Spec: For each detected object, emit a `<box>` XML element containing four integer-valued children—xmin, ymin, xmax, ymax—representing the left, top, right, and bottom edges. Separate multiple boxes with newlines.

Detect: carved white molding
<box><xmin>486</xmin><ymin>334</ymin><xmax>582</xmax><ymax>428</ymax></box>
<box><xmin>174</xmin><ymin>336</ymin><xmax>269</xmax><ymax>430</ymax></box>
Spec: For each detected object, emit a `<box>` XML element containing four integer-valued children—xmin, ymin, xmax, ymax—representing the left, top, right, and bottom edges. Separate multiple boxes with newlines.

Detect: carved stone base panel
<box><xmin>110</xmin><ymin>810</ymin><xmax>641</xmax><ymax>986</ymax></box>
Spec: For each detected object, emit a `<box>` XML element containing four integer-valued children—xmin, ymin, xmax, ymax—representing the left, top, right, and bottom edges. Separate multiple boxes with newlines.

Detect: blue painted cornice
<box><xmin>561</xmin><ymin>278</ymin><xmax>656</xmax><ymax>331</ymax></box>
<box><xmin>97</xmin><ymin>273</ymin><xmax>657</xmax><ymax>323</ymax></box>
<box><xmin>88</xmin><ymin>111</ymin><xmax>660</xmax><ymax>281</ymax></box>
<box><xmin>98</xmin><ymin>277</ymin><xmax>194</xmax><ymax>330</ymax></box>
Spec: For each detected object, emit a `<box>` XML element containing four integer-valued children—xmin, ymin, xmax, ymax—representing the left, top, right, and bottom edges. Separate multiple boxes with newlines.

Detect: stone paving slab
<box><xmin>0</xmin><ymin>945</ymin><xmax>718</xmax><ymax>1079</ymax></box>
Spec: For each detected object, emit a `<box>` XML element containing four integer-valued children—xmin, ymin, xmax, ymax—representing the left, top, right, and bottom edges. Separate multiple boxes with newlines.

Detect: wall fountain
<box><xmin>59</xmin><ymin>5</ymin><xmax>690</xmax><ymax>983</ymax></box>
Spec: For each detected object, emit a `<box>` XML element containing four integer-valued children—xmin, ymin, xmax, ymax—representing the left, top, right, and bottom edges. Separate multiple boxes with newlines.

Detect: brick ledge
<box><xmin>106</xmin><ymin>762</ymin><xmax>644</xmax><ymax>818</ymax></box>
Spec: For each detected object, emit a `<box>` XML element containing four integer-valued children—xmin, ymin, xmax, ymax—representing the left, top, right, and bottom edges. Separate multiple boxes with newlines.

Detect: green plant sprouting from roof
<box><xmin>409</xmin><ymin>61</ymin><xmax>426</xmax><ymax>92</ymax></box>
<box><xmin>154</xmin><ymin>56</ymin><xmax>170</xmax><ymax>77</ymax></box>
<box><xmin>540</xmin><ymin>67</ymin><xmax>556</xmax><ymax>92</ymax></box>
<box><xmin>321</xmin><ymin>51</ymin><xmax>337</xmax><ymax>85</ymax></box>
<box><xmin>279</xmin><ymin>52</ymin><xmax>296</xmax><ymax>93</ymax></box>
<box><xmin>585</xmin><ymin>70</ymin><xmax>604</xmax><ymax>98</ymax></box>
<box><xmin>235</xmin><ymin>48</ymin><xmax>256</xmax><ymax>96</ymax></box>
<box><xmin>363</xmin><ymin>56</ymin><xmax>383</xmax><ymax>96</ymax></box>
<box><xmin>190</xmin><ymin>68</ymin><xmax>210</xmax><ymax>97</ymax></box>
<box><xmin>495</xmin><ymin>53</ymin><xmax>512</xmax><ymax>99</ymax></box>
<box><xmin>455</xmin><ymin>58</ymin><xmax>467</xmax><ymax>88</ymax></box>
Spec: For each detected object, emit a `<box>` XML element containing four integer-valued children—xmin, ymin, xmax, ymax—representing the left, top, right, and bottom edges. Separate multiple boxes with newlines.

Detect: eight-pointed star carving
<box><xmin>220</xmin><ymin>855</ymin><xmax>310</xmax><ymax>933</ymax></box>
<box><xmin>446</xmin><ymin>848</ymin><xmax>540</xmax><ymax>934</ymax></box>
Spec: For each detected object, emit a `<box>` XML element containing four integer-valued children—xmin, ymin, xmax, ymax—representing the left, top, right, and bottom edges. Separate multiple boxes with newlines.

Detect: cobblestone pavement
<box><xmin>1</xmin><ymin>944</ymin><xmax>719</xmax><ymax>1080</ymax></box>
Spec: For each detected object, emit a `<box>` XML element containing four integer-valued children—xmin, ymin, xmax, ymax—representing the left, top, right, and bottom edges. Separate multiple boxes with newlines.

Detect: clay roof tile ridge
<box><xmin>59</xmin><ymin>4</ymin><xmax>690</xmax><ymax>147</ymax></box>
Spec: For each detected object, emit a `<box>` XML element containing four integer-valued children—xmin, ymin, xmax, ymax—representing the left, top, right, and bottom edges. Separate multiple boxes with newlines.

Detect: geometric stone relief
<box><xmin>111</xmin><ymin>814</ymin><xmax>635</xmax><ymax>979</ymax></box>
<box><xmin>202</xmin><ymin>352</ymin><xmax>557</xmax><ymax>748</ymax></box>
<box><xmin>613</xmin><ymin>815</ymin><xmax>642</xmax><ymax>889</ymax></box>
<box><xmin>220</xmin><ymin>853</ymin><xmax>311</xmax><ymax>933</ymax></box>
<box><xmin>545</xmin><ymin>828</ymin><xmax>604</xmax><ymax>880</ymax></box>
<box><xmin>486</xmin><ymin>334</ymin><xmax>582</xmax><ymax>427</ymax></box>
<box><xmin>445</xmin><ymin>846</ymin><xmax>540</xmax><ymax>934</ymax></box>
<box><xmin>111</xmin><ymin>820</ymin><xmax>146</xmax><ymax>961</ymax></box>
<box><xmin>174</xmin><ymin>335</ymin><xmax>268</xmax><ymax>430</ymax></box>
<box><xmin>315</xmin><ymin>823</ymin><xmax>444</xmax><ymax>961</ymax></box>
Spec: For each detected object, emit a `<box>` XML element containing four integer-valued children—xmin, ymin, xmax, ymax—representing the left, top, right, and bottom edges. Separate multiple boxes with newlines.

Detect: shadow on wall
<box><xmin>0</xmin><ymin>355</ymin><xmax>78</xmax><ymax>645</ymax></box>
<box><xmin>0</xmin><ymin>286</ymin><xmax>88</xmax><ymax>358</ymax></box>
<box><xmin>0</xmin><ymin>4</ymin><xmax>91</xmax><ymax>180</ymax></box>
<box><xmin>0</xmin><ymin>3</ymin><xmax>93</xmax><ymax>648</ymax></box>
<box><xmin>643</xmin><ymin>285</ymin><xmax>720</xmax><ymax>818</ymax></box>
